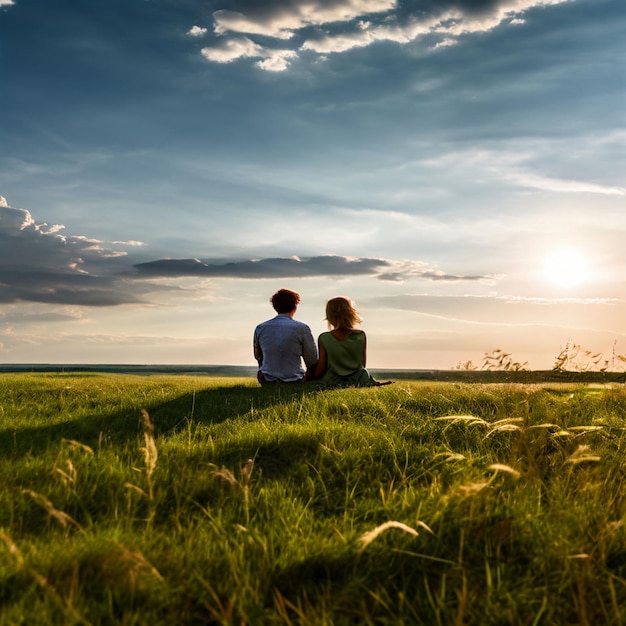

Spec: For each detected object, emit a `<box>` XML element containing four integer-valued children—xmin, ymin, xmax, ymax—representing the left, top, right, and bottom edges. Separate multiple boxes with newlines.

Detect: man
<box><xmin>253</xmin><ymin>288</ymin><xmax>318</xmax><ymax>385</ymax></box>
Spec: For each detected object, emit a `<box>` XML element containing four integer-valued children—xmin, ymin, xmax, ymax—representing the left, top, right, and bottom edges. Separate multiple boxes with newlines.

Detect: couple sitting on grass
<box><xmin>254</xmin><ymin>288</ymin><xmax>391</xmax><ymax>388</ymax></box>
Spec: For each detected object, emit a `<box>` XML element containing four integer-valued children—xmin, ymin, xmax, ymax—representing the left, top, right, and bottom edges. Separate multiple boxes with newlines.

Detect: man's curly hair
<box><xmin>271</xmin><ymin>289</ymin><xmax>301</xmax><ymax>314</ymax></box>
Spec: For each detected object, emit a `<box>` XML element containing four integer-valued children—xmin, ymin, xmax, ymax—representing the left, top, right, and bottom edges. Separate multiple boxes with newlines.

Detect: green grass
<box><xmin>1</xmin><ymin>374</ymin><xmax>626</xmax><ymax>625</ymax></box>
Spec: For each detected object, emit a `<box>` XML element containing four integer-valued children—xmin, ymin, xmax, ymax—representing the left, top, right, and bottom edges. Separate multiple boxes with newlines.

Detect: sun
<box><xmin>542</xmin><ymin>247</ymin><xmax>590</xmax><ymax>289</ymax></box>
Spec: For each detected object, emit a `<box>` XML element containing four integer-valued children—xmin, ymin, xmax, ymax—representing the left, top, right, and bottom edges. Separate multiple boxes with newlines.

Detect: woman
<box><xmin>314</xmin><ymin>296</ymin><xmax>390</xmax><ymax>388</ymax></box>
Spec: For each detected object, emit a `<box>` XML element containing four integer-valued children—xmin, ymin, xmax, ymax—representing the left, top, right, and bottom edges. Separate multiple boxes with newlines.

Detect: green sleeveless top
<box><xmin>319</xmin><ymin>330</ymin><xmax>365</xmax><ymax>375</ymax></box>
<box><xmin>318</xmin><ymin>330</ymin><xmax>376</xmax><ymax>387</ymax></box>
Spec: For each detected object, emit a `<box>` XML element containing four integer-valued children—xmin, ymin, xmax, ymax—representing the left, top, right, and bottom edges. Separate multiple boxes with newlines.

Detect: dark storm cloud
<box><xmin>0</xmin><ymin>268</ymin><xmax>142</xmax><ymax>306</ymax></box>
<box><xmin>0</xmin><ymin>197</ymin><xmax>146</xmax><ymax>306</ymax></box>
<box><xmin>133</xmin><ymin>255</ymin><xmax>497</xmax><ymax>282</ymax></box>
<box><xmin>133</xmin><ymin>255</ymin><xmax>388</xmax><ymax>278</ymax></box>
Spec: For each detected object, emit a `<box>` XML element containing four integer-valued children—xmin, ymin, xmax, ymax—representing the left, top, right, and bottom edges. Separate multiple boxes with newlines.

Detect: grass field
<box><xmin>1</xmin><ymin>373</ymin><xmax>626</xmax><ymax>625</ymax></box>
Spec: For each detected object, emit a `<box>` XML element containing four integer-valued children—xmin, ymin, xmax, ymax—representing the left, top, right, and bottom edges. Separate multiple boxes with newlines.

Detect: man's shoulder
<box><xmin>284</xmin><ymin>317</ymin><xmax>314</xmax><ymax>337</ymax></box>
<box><xmin>289</xmin><ymin>317</ymin><xmax>312</xmax><ymax>329</ymax></box>
<box><xmin>255</xmin><ymin>315</ymin><xmax>310</xmax><ymax>329</ymax></box>
<box><xmin>256</xmin><ymin>315</ymin><xmax>313</xmax><ymax>333</ymax></box>
<box><xmin>255</xmin><ymin>315</ymin><xmax>284</xmax><ymax>327</ymax></box>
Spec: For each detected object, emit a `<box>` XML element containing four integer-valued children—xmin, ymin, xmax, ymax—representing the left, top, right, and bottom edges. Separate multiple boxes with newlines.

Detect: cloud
<box><xmin>201</xmin><ymin>36</ymin><xmax>265</xmax><ymax>62</ymax></box>
<box><xmin>503</xmin><ymin>171</ymin><xmax>626</xmax><ymax>196</ymax></box>
<box><xmin>110</xmin><ymin>240</ymin><xmax>145</xmax><ymax>247</ymax></box>
<box><xmin>419</xmin><ymin>146</ymin><xmax>626</xmax><ymax>196</ymax></box>
<box><xmin>198</xmin><ymin>0</ymin><xmax>571</xmax><ymax>70</ymax></box>
<box><xmin>301</xmin><ymin>11</ymin><xmax>453</xmax><ymax>54</ymax></box>
<box><xmin>0</xmin><ymin>308</ymin><xmax>84</xmax><ymax>325</ymax></box>
<box><xmin>0</xmin><ymin>197</ymin><xmax>496</xmax><ymax>309</ymax></box>
<box><xmin>187</xmin><ymin>25</ymin><xmax>208</xmax><ymax>37</ymax></box>
<box><xmin>376</xmin><ymin>293</ymin><xmax>625</xmax><ymax>328</ymax></box>
<box><xmin>257</xmin><ymin>49</ymin><xmax>299</xmax><ymax>71</ymax></box>
<box><xmin>213</xmin><ymin>0</ymin><xmax>396</xmax><ymax>39</ymax></box>
<box><xmin>134</xmin><ymin>255</ymin><xmax>388</xmax><ymax>278</ymax></box>
<box><xmin>133</xmin><ymin>255</ymin><xmax>497</xmax><ymax>282</ymax></box>
<box><xmin>0</xmin><ymin>196</ymin><xmax>147</xmax><ymax>306</ymax></box>
<box><xmin>0</xmin><ymin>0</ymin><xmax>14</xmax><ymax>6</ymax></box>
<box><xmin>0</xmin><ymin>269</ymin><xmax>141</xmax><ymax>306</ymax></box>
<box><xmin>377</xmin><ymin>261</ymin><xmax>502</xmax><ymax>282</ymax></box>
<box><xmin>200</xmin><ymin>37</ymin><xmax>297</xmax><ymax>71</ymax></box>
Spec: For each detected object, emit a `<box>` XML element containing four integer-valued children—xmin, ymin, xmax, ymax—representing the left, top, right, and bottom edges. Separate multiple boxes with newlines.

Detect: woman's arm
<box><xmin>313</xmin><ymin>343</ymin><xmax>328</xmax><ymax>379</ymax></box>
<box><xmin>362</xmin><ymin>333</ymin><xmax>367</xmax><ymax>368</ymax></box>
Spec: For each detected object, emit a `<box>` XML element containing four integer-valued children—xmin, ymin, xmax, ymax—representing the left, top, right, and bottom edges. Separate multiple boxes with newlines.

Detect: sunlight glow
<box><xmin>542</xmin><ymin>247</ymin><xmax>590</xmax><ymax>288</ymax></box>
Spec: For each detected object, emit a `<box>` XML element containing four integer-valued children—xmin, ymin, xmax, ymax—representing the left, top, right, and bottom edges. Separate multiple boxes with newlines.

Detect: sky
<box><xmin>0</xmin><ymin>0</ymin><xmax>625</xmax><ymax>370</ymax></box>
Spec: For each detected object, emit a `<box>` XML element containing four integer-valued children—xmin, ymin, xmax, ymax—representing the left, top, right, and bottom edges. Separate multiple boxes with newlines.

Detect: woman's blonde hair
<box><xmin>325</xmin><ymin>296</ymin><xmax>362</xmax><ymax>330</ymax></box>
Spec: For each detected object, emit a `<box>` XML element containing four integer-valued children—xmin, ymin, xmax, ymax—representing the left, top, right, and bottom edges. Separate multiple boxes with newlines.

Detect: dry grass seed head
<box><xmin>484</xmin><ymin>424</ymin><xmax>522</xmax><ymax>438</ymax></box>
<box><xmin>61</xmin><ymin>439</ymin><xmax>94</xmax><ymax>456</ymax></box>
<box><xmin>140</xmin><ymin>409</ymin><xmax>158</xmax><ymax>477</ymax></box>
<box><xmin>241</xmin><ymin>458</ymin><xmax>254</xmax><ymax>484</ymax></box>
<box><xmin>124</xmin><ymin>483</ymin><xmax>150</xmax><ymax>498</ymax></box>
<box><xmin>565</xmin><ymin>444</ymin><xmax>601</xmax><ymax>464</ymax></box>
<box><xmin>458</xmin><ymin>482</ymin><xmax>489</xmax><ymax>496</ymax></box>
<box><xmin>22</xmin><ymin>489</ymin><xmax>82</xmax><ymax>531</ymax></box>
<box><xmin>210</xmin><ymin>465</ymin><xmax>239</xmax><ymax>487</ymax></box>
<box><xmin>54</xmin><ymin>459</ymin><xmax>77</xmax><ymax>487</ymax></box>
<box><xmin>358</xmin><ymin>520</ymin><xmax>433</xmax><ymax>552</ymax></box>
<box><xmin>0</xmin><ymin>529</ymin><xmax>25</xmax><ymax>569</ymax></box>
<box><xmin>488</xmin><ymin>463</ymin><xmax>521</xmax><ymax>478</ymax></box>
<box><xmin>435</xmin><ymin>452</ymin><xmax>466</xmax><ymax>462</ymax></box>
<box><xmin>96</xmin><ymin>542</ymin><xmax>164</xmax><ymax>592</ymax></box>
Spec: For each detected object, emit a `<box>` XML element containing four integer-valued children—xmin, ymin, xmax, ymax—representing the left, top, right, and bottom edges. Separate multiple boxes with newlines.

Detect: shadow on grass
<box><xmin>211</xmin><ymin>431</ymin><xmax>322</xmax><ymax>479</ymax></box>
<box><xmin>270</xmin><ymin>544</ymin><xmax>455</xmax><ymax>624</ymax></box>
<box><xmin>0</xmin><ymin>382</ymin><xmax>321</xmax><ymax>457</ymax></box>
<box><xmin>148</xmin><ymin>382</ymin><xmax>320</xmax><ymax>432</ymax></box>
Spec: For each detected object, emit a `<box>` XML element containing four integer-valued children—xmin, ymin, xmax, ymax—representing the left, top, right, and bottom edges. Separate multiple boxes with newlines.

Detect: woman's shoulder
<box><xmin>319</xmin><ymin>329</ymin><xmax>365</xmax><ymax>343</ymax></box>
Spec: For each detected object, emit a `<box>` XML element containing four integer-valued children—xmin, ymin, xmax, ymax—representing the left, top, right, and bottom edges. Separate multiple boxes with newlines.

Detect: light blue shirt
<box><xmin>253</xmin><ymin>314</ymin><xmax>318</xmax><ymax>382</ymax></box>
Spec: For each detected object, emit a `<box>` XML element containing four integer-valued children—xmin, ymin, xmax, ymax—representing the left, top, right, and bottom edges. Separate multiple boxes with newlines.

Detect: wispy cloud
<box><xmin>419</xmin><ymin>145</ymin><xmax>626</xmax><ymax>196</ymax></box>
<box><xmin>503</xmin><ymin>171</ymin><xmax>625</xmax><ymax>196</ymax></box>
<box><xmin>196</xmin><ymin>0</ymin><xmax>572</xmax><ymax>71</ymax></box>
<box><xmin>376</xmin><ymin>293</ymin><xmax>625</xmax><ymax>328</ymax></box>
<box><xmin>0</xmin><ymin>309</ymin><xmax>84</xmax><ymax>325</ymax></box>
<box><xmin>376</xmin><ymin>260</ymin><xmax>502</xmax><ymax>283</ymax></box>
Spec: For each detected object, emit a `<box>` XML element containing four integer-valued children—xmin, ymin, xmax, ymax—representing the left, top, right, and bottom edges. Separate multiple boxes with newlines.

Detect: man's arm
<box><xmin>254</xmin><ymin>345</ymin><xmax>263</xmax><ymax>366</ymax></box>
<box><xmin>302</xmin><ymin>325</ymin><xmax>318</xmax><ymax>380</ymax></box>
<box><xmin>302</xmin><ymin>327</ymin><xmax>317</xmax><ymax>363</ymax></box>
<box><xmin>253</xmin><ymin>329</ymin><xmax>263</xmax><ymax>366</ymax></box>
